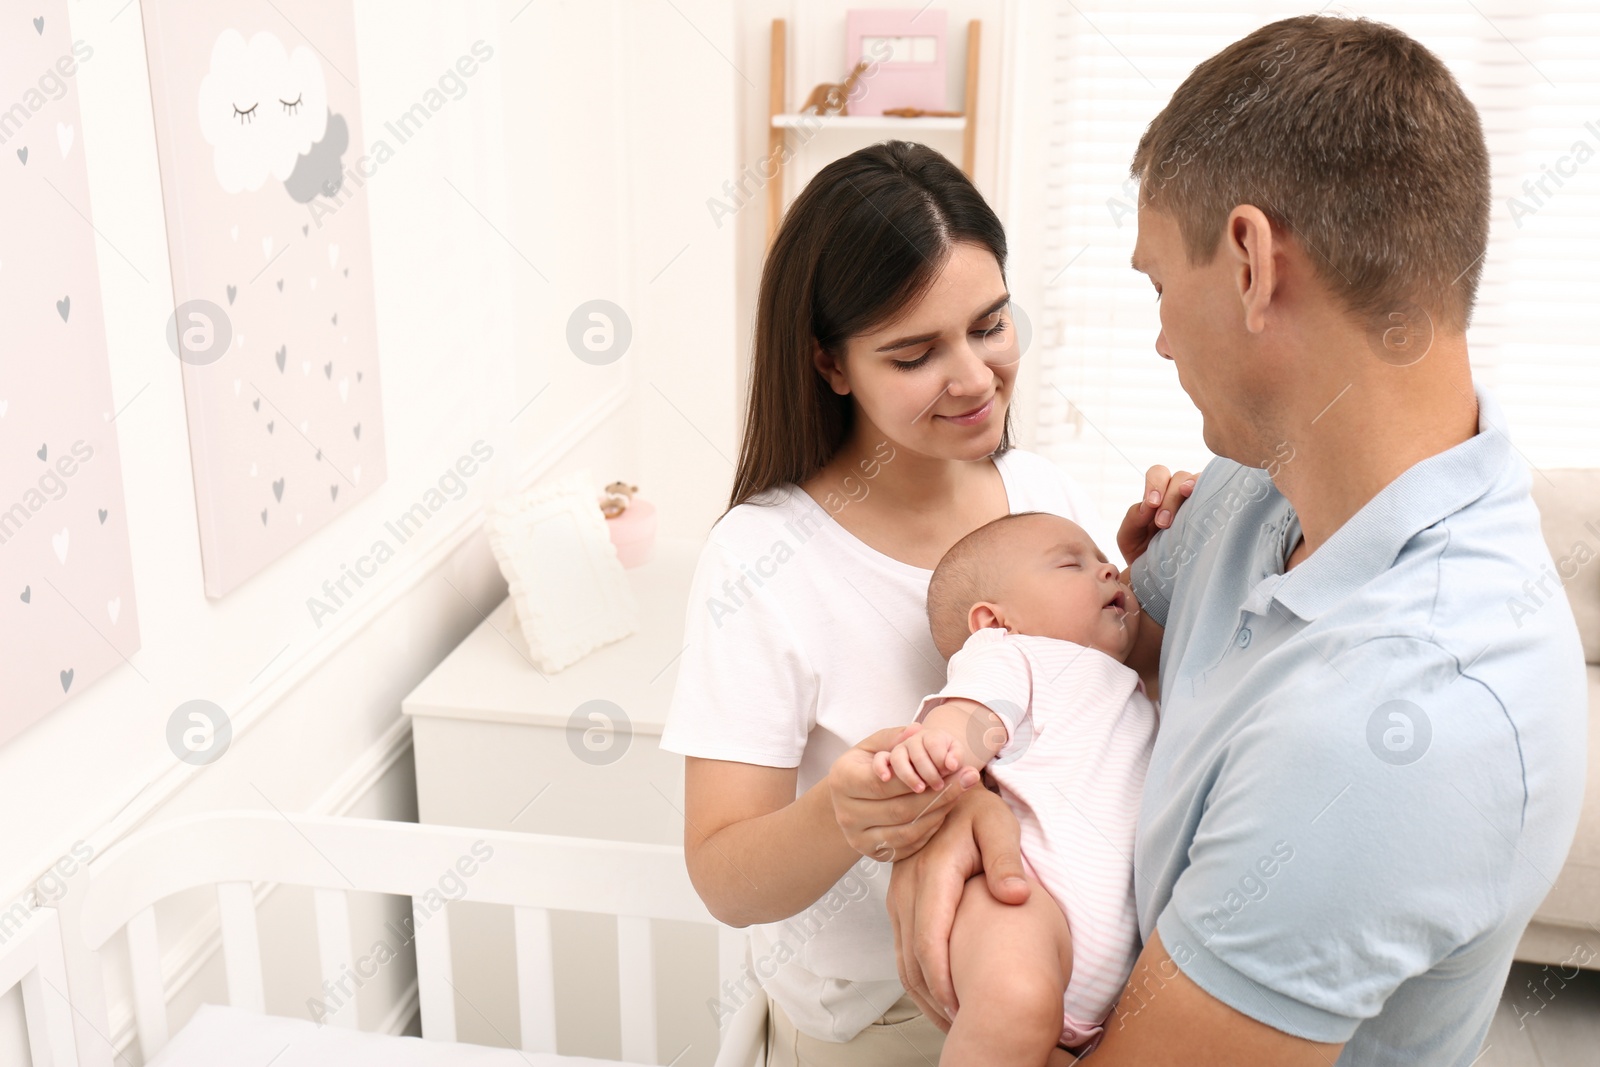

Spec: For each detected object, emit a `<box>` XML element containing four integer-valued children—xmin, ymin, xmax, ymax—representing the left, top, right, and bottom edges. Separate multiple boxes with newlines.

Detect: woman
<box><xmin>659</xmin><ymin>141</ymin><xmax>1190</xmax><ymax>1064</ymax></box>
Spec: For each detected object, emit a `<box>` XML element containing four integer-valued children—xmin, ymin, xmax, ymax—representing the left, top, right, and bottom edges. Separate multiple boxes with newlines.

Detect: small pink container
<box><xmin>606</xmin><ymin>497</ymin><xmax>657</xmax><ymax>568</ymax></box>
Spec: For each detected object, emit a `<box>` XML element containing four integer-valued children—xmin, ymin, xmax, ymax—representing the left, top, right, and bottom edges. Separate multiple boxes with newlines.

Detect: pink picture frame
<box><xmin>140</xmin><ymin>0</ymin><xmax>388</xmax><ymax>597</ymax></box>
<box><xmin>0</xmin><ymin>1</ymin><xmax>143</xmax><ymax>743</ymax></box>
<box><xmin>846</xmin><ymin>8</ymin><xmax>949</xmax><ymax>117</ymax></box>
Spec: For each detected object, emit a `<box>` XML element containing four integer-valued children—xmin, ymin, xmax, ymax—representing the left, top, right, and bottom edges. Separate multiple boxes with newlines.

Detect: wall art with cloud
<box><xmin>141</xmin><ymin>0</ymin><xmax>387</xmax><ymax>597</ymax></box>
<box><xmin>0</xmin><ymin>4</ymin><xmax>143</xmax><ymax>744</ymax></box>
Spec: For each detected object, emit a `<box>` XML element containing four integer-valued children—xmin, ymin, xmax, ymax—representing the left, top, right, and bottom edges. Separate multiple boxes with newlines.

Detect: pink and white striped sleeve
<box><xmin>913</xmin><ymin>627</ymin><xmax>1035</xmax><ymax>746</ymax></box>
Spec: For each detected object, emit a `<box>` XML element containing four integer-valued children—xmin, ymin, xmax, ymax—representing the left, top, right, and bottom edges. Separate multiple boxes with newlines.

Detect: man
<box><xmin>881</xmin><ymin>15</ymin><xmax>1588</xmax><ymax>1063</ymax></box>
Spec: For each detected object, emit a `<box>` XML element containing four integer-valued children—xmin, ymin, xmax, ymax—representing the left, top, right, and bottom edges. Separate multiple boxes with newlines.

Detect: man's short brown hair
<box><xmin>1131</xmin><ymin>15</ymin><xmax>1490</xmax><ymax>331</ymax></box>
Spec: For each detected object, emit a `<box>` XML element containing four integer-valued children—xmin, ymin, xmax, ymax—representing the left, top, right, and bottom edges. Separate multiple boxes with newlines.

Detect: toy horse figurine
<box><xmin>800</xmin><ymin>59</ymin><xmax>871</xmax><ymax>117</ymax></box>
<box><xmin>599</xmin><ymin>481</ymin><xmax>637</xmax><ymax>519</ymax></box>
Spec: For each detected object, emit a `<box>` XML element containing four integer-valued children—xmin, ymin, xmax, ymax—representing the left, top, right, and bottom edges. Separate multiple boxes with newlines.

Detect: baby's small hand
<box><xmin>872</xmin><ymin>727</ymin><xmax>965</xmax><ymax>793</ymax></box>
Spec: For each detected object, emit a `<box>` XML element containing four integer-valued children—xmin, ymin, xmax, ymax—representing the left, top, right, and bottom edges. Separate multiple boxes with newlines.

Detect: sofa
<box><xmin>1515</xmin><ymin>469</ymin><xmax>1600</xmax><ymax>970</ymax></box>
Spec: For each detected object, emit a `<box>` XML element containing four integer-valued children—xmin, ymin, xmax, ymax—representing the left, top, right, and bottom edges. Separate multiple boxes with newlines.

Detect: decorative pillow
<box><xmin>485</xmin><ymin>468</ymin><xmax>639</xmax><ymax>673</ymax></box>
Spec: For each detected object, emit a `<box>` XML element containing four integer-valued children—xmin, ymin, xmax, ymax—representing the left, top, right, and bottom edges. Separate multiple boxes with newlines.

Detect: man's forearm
<box><xmin>1125</xmin><ymin>603</ymin><xmax>1164</xmax><ymax>701</ymax></box>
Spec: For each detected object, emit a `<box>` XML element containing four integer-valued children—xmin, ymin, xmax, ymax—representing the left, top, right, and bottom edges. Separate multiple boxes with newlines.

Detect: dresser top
<box><xmin>402</xmin><ymin>537</ymin><xmax>701</xmax><ymax>732</ymax></box>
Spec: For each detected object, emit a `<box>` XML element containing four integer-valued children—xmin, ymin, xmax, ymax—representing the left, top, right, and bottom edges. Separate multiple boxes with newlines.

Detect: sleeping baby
<box><xmin>873</xmin><ymin>511</ymin><xmax>1159</xmax><ymax>1064</ymax></box>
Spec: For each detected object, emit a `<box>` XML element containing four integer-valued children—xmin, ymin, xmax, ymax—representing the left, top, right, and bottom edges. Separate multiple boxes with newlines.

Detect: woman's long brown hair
<box><xmin>727</xmin><ymin>140</ymin><xmax>1013</xmax><ymax>512</ymax></box>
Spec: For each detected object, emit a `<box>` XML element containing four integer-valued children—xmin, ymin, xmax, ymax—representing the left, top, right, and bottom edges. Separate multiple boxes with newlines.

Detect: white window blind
<box><xmin>1032</xmin><ymin>1</ymin><xmax>1600</xmax><ymax>525</ymax></box>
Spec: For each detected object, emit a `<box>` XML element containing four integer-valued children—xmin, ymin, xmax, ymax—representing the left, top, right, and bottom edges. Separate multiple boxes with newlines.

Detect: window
<box><xmin>1029</xmin><ymin>2</ymin><xmax>1600</xmax><ymax>524</ymax></box>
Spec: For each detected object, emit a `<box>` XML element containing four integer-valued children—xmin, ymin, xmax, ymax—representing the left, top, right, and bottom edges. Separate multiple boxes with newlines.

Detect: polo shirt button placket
<box><xmin>1236</xmin><ymin>627</ymin><xmax>1252</xmax><ymax>649</ymax></box>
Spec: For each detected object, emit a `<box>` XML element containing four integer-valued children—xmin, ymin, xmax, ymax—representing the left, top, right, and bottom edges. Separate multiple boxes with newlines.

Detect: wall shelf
<box><xmin>765</xmin><ymin>17</ymin><xmax>981</xmax><ymax>246</ymax></box>
<box><xmin>770</xmin><ymin>113</ymin><xmax>967</xmax><ymax>131</ymax></box>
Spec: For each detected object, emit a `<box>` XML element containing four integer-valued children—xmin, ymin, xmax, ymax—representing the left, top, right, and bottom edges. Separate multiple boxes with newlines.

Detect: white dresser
<box><xmin>402</xmin><ymin>537</ymin><xmax>722</xmax><ymax>1064</ymax></box>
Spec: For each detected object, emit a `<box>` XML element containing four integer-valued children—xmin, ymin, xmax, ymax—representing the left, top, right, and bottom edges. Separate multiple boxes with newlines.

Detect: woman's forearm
<box><xmin>687</xmin><ymin>773</ymin><xmax>865</xmax><ymax>927</ymax></box>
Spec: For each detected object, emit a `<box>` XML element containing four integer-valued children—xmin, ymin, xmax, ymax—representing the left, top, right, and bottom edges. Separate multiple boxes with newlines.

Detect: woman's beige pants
<box><xmin>763</xmin><ymin>991</ymin><xmax>946</xmax><ymax>1065</ymax></box>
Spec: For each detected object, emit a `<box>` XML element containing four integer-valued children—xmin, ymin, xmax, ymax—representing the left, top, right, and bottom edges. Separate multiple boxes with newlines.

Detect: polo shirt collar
<box><xmin>1270</xmin><ymin>384</ymin><xmax>1514</xmax><ymax>621</ymax></box>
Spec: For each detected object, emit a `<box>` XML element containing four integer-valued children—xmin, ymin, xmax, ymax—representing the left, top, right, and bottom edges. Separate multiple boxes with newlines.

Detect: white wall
<box><xmin>728</xmin><ymin>0</ymin><xmax>1014</xmax><ymax>422</ymax></box>
<box><xmin>0</xmin><ymin>0</ymin><xmax>736</xmax><ymax>1060</ymax></box>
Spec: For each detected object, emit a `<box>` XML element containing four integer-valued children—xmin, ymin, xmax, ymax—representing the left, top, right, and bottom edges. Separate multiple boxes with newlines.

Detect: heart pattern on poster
<box><xmin>138</xmin><ymin>6</ymin><xmax>386</xmax><ymax>603</ymax></box>
<box><xmin>7</xmin><ymin>1</ymin><xmax>145</xmax><ymax>739</ymax></box>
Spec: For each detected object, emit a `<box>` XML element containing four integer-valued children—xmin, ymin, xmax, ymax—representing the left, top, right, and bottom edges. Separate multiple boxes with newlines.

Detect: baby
<box><xmin>874</xmin><ymin>511</ymin><xmax>1159</xmax><ymax>1064</ymax></box>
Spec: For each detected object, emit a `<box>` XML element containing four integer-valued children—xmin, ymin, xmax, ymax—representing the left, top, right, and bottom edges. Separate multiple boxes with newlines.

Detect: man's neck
<box><xmin>1271</xmin><ymin>343</ymin><xmax>1479</xmax><ymax>568</ymax></box>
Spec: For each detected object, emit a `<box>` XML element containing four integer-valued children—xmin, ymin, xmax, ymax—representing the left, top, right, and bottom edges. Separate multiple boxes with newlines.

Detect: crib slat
<box><xmin>413</xmin><ymin>897</ymin><xmax>456</xmax><ymax>1041</ymax></box>
<box><xmin>17</xmin><ymin>911</ymin><xmax>78</xmax><ymax>1067</ymax></box>
<box><xmin>616</xmin><ymin>915</ymin><xmax>655</xmax><ymax>1063</ymax></box>
<box><xmin>716</xmin><ymin>927</ymin><xmax>745</xmax><ymax>1001</ymax></box>
<box><xmin>313</xmin><ymin>888</ymin><xmax>357</xmax><ymax>1028</ymax></box>
<box><xmin>513</xmin><ymin>906</ymin><xmax>557</xmax><ymax>1053</ymax></box>
<box><xmin>216</xmin><ymin>882</ymin><xmax>266</xmax><ymax>1013</ymax></box>
<box><xmin>125</xmin><ymin>906</ymin><xmax>169</xmax><ymax>1057</ymax></box>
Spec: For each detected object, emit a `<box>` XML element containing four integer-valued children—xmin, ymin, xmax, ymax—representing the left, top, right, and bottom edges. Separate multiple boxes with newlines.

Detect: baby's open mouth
<box><xmin>1105</xmin><ymin>588</ymin><xmax>1128</xmax><ymax>615</ymax></box>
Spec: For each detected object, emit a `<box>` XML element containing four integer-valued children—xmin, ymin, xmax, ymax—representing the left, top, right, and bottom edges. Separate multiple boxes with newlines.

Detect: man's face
<box><xmin>1130</xmin><ymin>202</ymin><xmax>1267</xmax><ymax>463</ymax></box>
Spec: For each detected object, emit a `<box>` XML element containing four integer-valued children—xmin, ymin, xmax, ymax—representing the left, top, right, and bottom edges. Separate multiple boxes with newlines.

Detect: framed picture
<box><xmin>486</xmin><ymin>470</ymin><xmax>639</xmax><ymax>674</ymax></box>
<box><xmin>1</xmin><ymin>1</ymin><xmax>142</xmax><ymax>743</ymax></box>
<box><xmin>846</xmin><ymin>8</ymin><xmax>948</xmax><ymax>117</ymax></box>
<box><xmin>140</xmin><ymin>0</ymin><xmax>388</xmax><ymax>597</ymax></box>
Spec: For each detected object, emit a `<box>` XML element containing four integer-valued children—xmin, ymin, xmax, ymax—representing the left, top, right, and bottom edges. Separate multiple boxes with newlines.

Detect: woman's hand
<box><xmin>887</xmin><ymin>785</ymin><xmax>1026</xmax><ymax>1028</ymax></box>
<box><xmin>1117</xmin><ymin>464</ymin><xmax>1196</xmax><ymax>567</ymax></box>
<box><xmin>829</xmin><ymin>724</ymin><xmax>980</xmax><ymax>863</ymax></box>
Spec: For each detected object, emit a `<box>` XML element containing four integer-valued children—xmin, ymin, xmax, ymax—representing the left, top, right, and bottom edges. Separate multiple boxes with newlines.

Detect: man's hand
<box><xmin>830</xmin><ymin>724</ymin><xmax>979</xmax><ymax>863</ymax></box>
<box><xmin>1118</xmin><ymin>465</ymin><xmax>1196</xmax><ymax>567</ymax></box>
<box><xmin>887</xmin><ymin>785</ymin><xmax>1026</xmax><ymax>1027</ymax></box>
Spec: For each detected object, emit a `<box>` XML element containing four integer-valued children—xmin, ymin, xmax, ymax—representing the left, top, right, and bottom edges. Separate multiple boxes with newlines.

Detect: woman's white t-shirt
<box><xmin>659</xmin><ymin>448</ymin><xmax>1114</xmax><ymax>1042</ymax></box>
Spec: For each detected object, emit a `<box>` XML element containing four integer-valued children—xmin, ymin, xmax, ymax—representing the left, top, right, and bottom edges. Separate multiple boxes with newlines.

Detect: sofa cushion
<box><xmin>1531</xmin><ymin>664</ymin><xmax>1599</xmax><ymax>931</ymax></box>
<box><xmin>1527</xmin><ymin>468</ymin><xmax>1600</xmax><ymax>664</ymax></box>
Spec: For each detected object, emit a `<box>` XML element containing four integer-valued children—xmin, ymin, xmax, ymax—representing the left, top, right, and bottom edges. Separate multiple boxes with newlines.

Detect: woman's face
<box><xmin>818</xmin><ymin>242</ymin><xmax>1019</xmax><ymax>461</ymax></box>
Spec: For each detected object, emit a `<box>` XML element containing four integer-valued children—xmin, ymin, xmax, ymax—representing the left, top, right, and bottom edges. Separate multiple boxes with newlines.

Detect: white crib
<box><xmin>6</xmin><ymin>811</ymin><xmax>765</xmax><ymax>1067</ymax></box>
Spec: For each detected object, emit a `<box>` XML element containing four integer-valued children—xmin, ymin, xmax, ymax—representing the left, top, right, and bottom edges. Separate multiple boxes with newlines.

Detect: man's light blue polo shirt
<box><xmin>1127</xmin><ymin>385</ymin><xmax>1588</xmax><ymax>1064</ymax></box>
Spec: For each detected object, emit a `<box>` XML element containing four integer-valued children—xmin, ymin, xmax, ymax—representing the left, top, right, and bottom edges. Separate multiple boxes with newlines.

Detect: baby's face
<box><xmin>977</xmin><ymin>515</ymin><xmax>1139</xmax><ymax>661</ymax></box>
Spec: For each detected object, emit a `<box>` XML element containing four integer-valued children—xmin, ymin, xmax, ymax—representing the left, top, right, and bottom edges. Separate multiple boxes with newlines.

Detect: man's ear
<box><xmin>969</xmin><ymin>602</ymin><xmax>1004</xmax><ymax>633</ymax></box>
<box><xmin>1226</xmin><ymin>205</ymin><xmax>1277</xmax><ymax>334</ymax></box>
<box><xmin>814</xmin><ymin>342</ymin><xmax>850</xmax><ymax>396</ymax></box>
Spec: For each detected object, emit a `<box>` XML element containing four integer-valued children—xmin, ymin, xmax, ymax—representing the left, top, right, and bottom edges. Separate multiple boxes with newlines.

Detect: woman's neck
<box><xmin>818</xmin><ymin>427</ymin><xmax>993</xmax><ymax>517</ymax></box>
